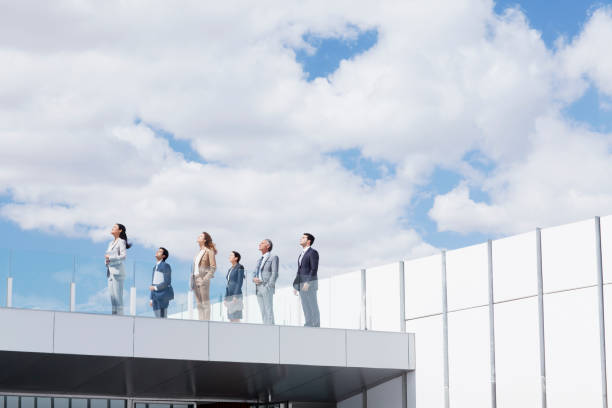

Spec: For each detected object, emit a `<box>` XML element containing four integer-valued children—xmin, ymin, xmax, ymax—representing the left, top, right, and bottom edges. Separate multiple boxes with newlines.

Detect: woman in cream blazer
<box><xmin>105</xmin><ymin>223</ymin><xmax>132</xmax><ymax>315</ymax></box>
<box><xmin>191</xmin><ymin>231</ymin><xmax>217</xmax><ymax>320</ymax></box>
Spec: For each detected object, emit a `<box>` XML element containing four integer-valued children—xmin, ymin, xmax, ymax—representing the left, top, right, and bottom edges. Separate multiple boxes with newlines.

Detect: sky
<box><xmin>0</xmin><ymin>0</ymin><xmax>611</xmax><ymax>313</ymax></box>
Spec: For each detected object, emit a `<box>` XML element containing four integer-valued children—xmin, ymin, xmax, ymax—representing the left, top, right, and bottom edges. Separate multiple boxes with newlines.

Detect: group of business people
<box><xmin>104</xmin><ymin>224</ymin><xmax>320</xmax><ymax>326</ymax></box>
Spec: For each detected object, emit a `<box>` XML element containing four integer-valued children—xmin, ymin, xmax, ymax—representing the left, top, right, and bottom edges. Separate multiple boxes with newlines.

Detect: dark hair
<box><xmin>159</xmin><ymin>247</ymin><xmax>169</xmax><ymax>261</ymax></box>
<box><xmin>303</xmin><ymin>233</ymin><xmax>315</xmax><ymax>245</ymax></box>
<box><xmin>202</xmin><ymin>231</ymin><xmax>218</xmax><ymax>254</ymax></box>
<box><xmin>116</xmin><ymin>223</ymin><xmax>132</xmax><ymax>249</ymax></box>
<box><xmin>231</xmin><ymin>250</ymin><xmax>241</xmax><ymax>262</ymax></box>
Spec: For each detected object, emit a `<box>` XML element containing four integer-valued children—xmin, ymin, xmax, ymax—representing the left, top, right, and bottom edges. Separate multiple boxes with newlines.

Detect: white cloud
<box><xmin>0</xmin><ymin>0</ymin><xmax>611</xmax><ymax>269</ymax></box>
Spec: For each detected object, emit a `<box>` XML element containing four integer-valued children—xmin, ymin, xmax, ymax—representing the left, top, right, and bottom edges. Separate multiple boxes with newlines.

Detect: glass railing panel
<box><xmin>447</xmin><ymin>306</ymin><xmax>491</xmax><ymax>408</ymax></box>
<box><xmin>601</xmin><ymin>215</ymin><xmax>612</xmax><ymax>284</ymax></box>
<box><xmin>74</xmin><ymin>254</ymin><xmax>112</xmax><ymax>314</ymax></box>
<box><xmin>330</xmin><ymin>270</ymin><xmax>361</xmax><ymax>330</ymax></box>
<box><xmin>492</xmin><ymin>231</ymin><xmax>537</xmax><ymax>302</ymax></box>
<box><xmin>10</xmin><ymin>248</ymin><xmax>72</xmax><ymax>311</ymax></box>
<box><xmin>541</xmin><ymin>218</ymin><xmax>597</xmax><ymax>293</ymax></box>
<box><xmin>405</xmin><ymin>315</ymin><xmax>444</xmax><ymax>407</ymax></box>
<box><xmin>404</xmin><ymin>253</ymin><xmax>442</xmax><ymax>319</ymax></box>
<box><xmin>366</xmin><ymin>262</ymin><xmax>401</xmax><ymax>332</ymax></box>
<box><xmin>445</xmin><ymin>243</ymin><xmax>488</xmax><ymax>311</ymax></box>
<box><xmin>494</xmin><ymin>297</ymin><xmax>540</xmax><ymax>407</ymax></box>
<box><xmin>317</xmin><ymin>271</ymin><xmax>332</xmax><ymax>328</ymax></box>
<box><xmin>274</xmin><ymin>285</ymin><xmax>300</xmax><ymax>326</ymax></box>
<box><xmin>544</xmin><ymin>287</ymin><xmax>602</xmax><ymax>407</ymax></box>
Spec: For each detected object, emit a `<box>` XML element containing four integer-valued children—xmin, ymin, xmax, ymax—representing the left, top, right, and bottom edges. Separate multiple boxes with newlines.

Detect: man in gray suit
<box><xmin>253</xmin><ymin>238</ymin><xmax>279</xmax><ymax>325</ymax></box>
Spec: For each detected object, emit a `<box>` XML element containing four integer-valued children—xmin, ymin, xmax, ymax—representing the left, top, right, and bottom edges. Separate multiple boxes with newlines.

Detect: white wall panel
<box><xmin>544</xmin><ymin>287</ymin><xmax>602</xmax><ymax>407</ymax></box>
<box><xmin>494</xmin><ymin>298</ymin><xmax>541</xmax><ymax>408</ymax></box>
<box><xmin>331</xmin><ymin>270</ymin><xmax>362</xmax><ymax>330</ymax></box>
<box><xmin>367</xmin><ymin>376</ymin><xmax>403</xmax><ymax>407</ymax></box>
<box><xmin>542</xmin><ymin>218</ymin><xmax>597</xmax><ymax>292</ymax></box>
<box><xmin>366</xmin><ymin>262</ymin><xmax>401</xmax><ymax>332</ymax></box>
<box><xmin>404</xmin><ymin>254</ymin><xmax>442</xmax><ymax>319</ymax></box>
<box><xmin>492</xmin><ymin>231</ymin><xmax>538</xmax><ymax>301</ymax></box>
<box><xmin>446</xmin><ymin>244</ymin><xmax>488</xmax><ymax>311</ymax></box>
<box><xmin>405</xmin><ymin>315</ymin><xmax>444</xmax><ymax>408</ymax></box>
<box><xmin>602</xmin><ymin>285</ymin><xmax>612</xmax><ymax>402</ymax></box>
<box><xmin>447</xmin><ymin>307</ymin><xmax>491</xmax><ymax>408</ymax></box>
<box><xmin>0</xmin><ymin>308</ymin><xmax>54</xmax><ymax>353</ymax></box>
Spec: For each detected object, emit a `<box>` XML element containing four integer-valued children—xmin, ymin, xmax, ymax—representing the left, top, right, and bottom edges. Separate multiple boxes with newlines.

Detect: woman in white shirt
<box><xmin>105</xmin><ymin>223</ymin><xmax>132</xmax><ymax>315</ymax></box>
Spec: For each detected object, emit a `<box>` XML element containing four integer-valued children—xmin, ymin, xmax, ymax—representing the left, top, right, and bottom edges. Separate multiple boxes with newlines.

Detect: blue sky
<box><xmin>1</xmin><ymin>0</ymin><xmax>611</xmax><ymax>314</ymax></box>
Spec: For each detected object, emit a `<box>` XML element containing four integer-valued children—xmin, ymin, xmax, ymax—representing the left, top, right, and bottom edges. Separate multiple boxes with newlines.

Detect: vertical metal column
<box><xmin>595</xmin><ymin>216</ymin><xmax>609</xmax><ymax>408</ymax></box>
<box><xmin>442</xmin><ymin>251</ymin><xmax>450</xmax><ymax>408</ymax></box>
<box><xmin>7</xmin><ymin>249</ymin><xmax>12</xmax><ymax>307</ymax></box>
<box><xmin>70</xmin><ymin>255</ymin><xmax>76</xmax><ymax>312</ymax></box>
<box><xmin>130</xmin><ymin>261</ymin><xmax>136</xmax><ymax>316</ymax></box>
<box><xmin>536</xmin><ymin>228</ymin><xmax>548</xmax><ymax>408</ymax></box>
<box><xmin>400</xmin><ymin>260</ymin><xmax>409</xmax><ymax>408</ymax></box>
<box><xmin>487</xmin><ymin>240</ymin><xmax>497</xmax><ymax>408</ymax></box>
<box><xmin>400</xmin><ymin>260</ymin><xmax>406</xmax><ymax>332</ymax></box>
<box><xmin>361</xmin><ymin>268</ymin><xmax>367</xmax><ymax>330</ymax></box>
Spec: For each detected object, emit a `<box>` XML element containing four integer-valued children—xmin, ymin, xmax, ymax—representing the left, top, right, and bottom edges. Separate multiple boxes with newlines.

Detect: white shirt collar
<box><xmin>302</xmin><ymin>246</ymin><xmax>310</xmax><ymax>253</ymax></box>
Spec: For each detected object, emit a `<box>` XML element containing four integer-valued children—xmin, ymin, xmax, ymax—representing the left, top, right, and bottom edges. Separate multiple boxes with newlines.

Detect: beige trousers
<box><xmin>194</xmin><ymin>281</ymin><xmax>211</xmax><ymax>320</ymax></box>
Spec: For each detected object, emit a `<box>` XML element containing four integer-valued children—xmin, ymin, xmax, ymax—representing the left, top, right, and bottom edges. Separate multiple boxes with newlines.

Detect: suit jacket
<box><xmin>150</xmin><ymin>260</ymin><xmax>174</xmax><ymax>307</ymax></box>
<box><xmin>293</xmin><ymin>247</ymin><xmax>319</xmax><ymax>290</ymax></box>
<box><xmin>190</xmin><ymin>247</ymin><xmax>217</xmax><ymax>289</ymax></box>
<box><xmin>106</xmin><ymin>238</ymin><xmax>127</xmax><ymax>277</ymax></box>
<box><xmin>225</xmin><ymin>263</ymin><xmax>245</xmax><ymax>298</ymax></box>
<box><xmin>253</xmin><ymin>253</ymin><xmax>279</xmax><ymax>294</ymax></box>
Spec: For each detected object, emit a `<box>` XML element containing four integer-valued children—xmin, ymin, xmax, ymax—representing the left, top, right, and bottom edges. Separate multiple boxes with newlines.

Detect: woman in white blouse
<box><xmin>105</xmin><ymin>223</ymin><xmax>132</xmax><ymax>315</ymax></box>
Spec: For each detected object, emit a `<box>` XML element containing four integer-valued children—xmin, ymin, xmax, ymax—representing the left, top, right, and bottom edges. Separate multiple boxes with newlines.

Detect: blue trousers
<box><xmin>299</xmin><ymin>285</ymin><xmax>320</xmax><ymax>327</ymax></box>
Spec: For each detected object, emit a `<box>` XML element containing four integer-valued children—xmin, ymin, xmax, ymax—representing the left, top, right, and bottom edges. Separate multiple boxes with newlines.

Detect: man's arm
<box><xmin>155</xmin><ymin>263</ymin><xmax>172</xmax><ymax>291</ymax></box>
<box><xmin>309</xmin><ymin>250</ymin><xmax>319</xmax><ymax>278</ymax></box>
<box><xmin>268</xmin><ymin>255</ymin><xmax>279</xmax><ymax>287</ymax></box>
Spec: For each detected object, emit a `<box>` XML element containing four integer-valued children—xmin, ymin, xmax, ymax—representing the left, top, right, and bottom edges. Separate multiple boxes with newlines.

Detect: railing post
<box><xmin>6</xmin><ymin>276</ymin><xmax>13</xmax><ymax>308</ymax></box>
<box><xmin>536</xmin><ymin>228</ymin><xmax>548</xmax><ymax>408</ymax></box>
<box><xmin>130</xmin><ymin>262</ymin><xmax>136</xmax><ymax>315</ymax></box>
<box><xmin>442</xmin><ymin>250</ymin><xmax>450</xmax><ymax>408</ymax></box>
<box><xmin>188</xmin><ymin>290</ymin><xmax>194</xmax><ymax>319</ymax></box>
<box><xmin>361</xmin><ymin>268</ymin><xmax>367</xmax><ymax>330</ymax></box>
<box><xmin>595</xmin><ymin>216</ymin><xmax>608</xmax><ymax>408</ymax></box>
<box><xmin>399</xmin><ymin>260</ymin><xmax>406</xmax><ymax>332</ymax></box>
<box><xmin>70</xmin><ymin>282</ymin><xmax>76</xmax><ymax>312</ymax></box>
<box><xmin>7</xmin><ymin>249</ymin><xmax>12</xmax><ymax>307</ymax></box>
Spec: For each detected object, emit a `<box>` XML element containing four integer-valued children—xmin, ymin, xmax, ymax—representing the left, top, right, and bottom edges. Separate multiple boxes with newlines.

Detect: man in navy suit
<box><xmin>149</xmin><ymin>247</ymin><xmax>174</xmax><ymax>318</ymax></box>
<box><xmin>293</xmin><ymin>233</ymin><xmax>320</xmax><ymax>327</ymax></box>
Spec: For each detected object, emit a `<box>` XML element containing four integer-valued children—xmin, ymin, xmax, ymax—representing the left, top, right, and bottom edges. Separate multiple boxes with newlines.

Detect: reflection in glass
<box><xmin>492</xmin><ymin>231</ymin><xmax>537</xmax><ymax>302</ymax></box>
<box><xmin>21</xmin><ymin>397</ymin><xmax>35</xmax><ymax>408</ymax></box>
<box><xmin>7</xmin><ymin>397</ymin><xmax>18</xmax><ymax>408</ymax></box>
<box><xmin>404</xmin><ymin>254</ymin><xmax>442</xmax><ymax>319</ymax></box>
<box><xmin>544</xmin><ymin>288</ymin><xmax>602</xmax><ymax>407</ymax></box>
<box><xmin>72</xmin><ymin>399</ymin><xmax>87</xmax><ymax>408</ymax></box>
<box><xmin>54</xmin><ymin>399</ymin><xmax>69</xmax><ymax>408</ymax></box>
<box><xmin>366</xmin><ymin>263</ymin><xmax>401</xmax><ymax>332</ymax></box>
<box><xmin>91</xmin><ymin>399</ymin><xmax>108</xmax><ymax>408</ymax></box>
<box><xmin>447</xmin><ymin>307</ymin><xmax>491</xmax><ymax>408</ymax></box>
<box><xmin>494</xmin><ymin>298</ymin><xmax>540</xmax><ymax>407</ymax></box>
<box><xmin>541</xmin><ymin>218</ymin><xmax>597</xmax><ymax>292</ymax></box>
<box><xmin>37</xmin><ymin>397</ymin><xmax>51</xmax><ymax>408</ymax></box>
<box><xmin>110</xmin><ymin>402</ymin><xmax>125</xmax><ymax>408</ymax></box>
<box><xmin>331</xmin><ymin>270</ymin><xmax>362</xmax><ymax>329</ymax></box>
<box><xmin>445</xmin><ymin>243</ymin><xmax>488</xmax><ymax>311</ymax></box>
<box><xmin>405</xmin><ymin>315</ymin><xmax>444</xmax><ymax>408</ymax></box>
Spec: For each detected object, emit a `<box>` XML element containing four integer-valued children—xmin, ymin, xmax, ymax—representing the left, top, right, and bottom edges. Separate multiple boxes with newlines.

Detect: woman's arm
<box><xmin>205</xmin><ymin>250</ymin><xmax>216</xmax><ymax>280</ymax></box>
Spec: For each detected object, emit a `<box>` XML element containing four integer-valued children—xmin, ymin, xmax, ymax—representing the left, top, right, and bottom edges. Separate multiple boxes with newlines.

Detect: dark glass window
<box><xmin>71</xmin><ymin>399</ymin><xmax>86</xmax><ymax>408</ymax></box>
<box><xmin>6</xmin><ymin>397</ymin><xmax>19</xmax><ymax>408</ymax></box>
<box><xmin>109</xmin><ymin>401</ymin><xmax>124</xmax><ymax>408</ymax></box>
<box><xmin>37</xmin><ymin>398</ymin><xmax>51</xmax><ymax>408</ymax></box>
<box><xmin>90</xmin><ymin>400</ymin><xmax>107</xmax><ymax>408</ymax></box>
<box><xmin>53</xmin><ymin>398</ymin><xmax>69</xmax><ymax>408</ymax></box>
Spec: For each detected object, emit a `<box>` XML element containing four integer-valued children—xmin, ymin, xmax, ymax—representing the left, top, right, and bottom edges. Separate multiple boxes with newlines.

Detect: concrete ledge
<box><xmin>54</xmin><ymin>312</ymin><xmax>133</xmax><ymax>357</ymax></box>
<box><xmin>346</xmin><ymin>331</ymin><xmax>410</xmax><ymax>369</ymax></box>
<box><xmin>0</xmin><ymin>308</ymin><xmax>54</xmax><ymax>353</ymax></box>
<box><xmin>209</xmin><ymin>321</ymin><xmax>280</xmax><ymax>364</ymax></box>
<box><xmin>279</xmin><ymin>326</ymin><xmax>347</xmax><ymax>367</ymax></box>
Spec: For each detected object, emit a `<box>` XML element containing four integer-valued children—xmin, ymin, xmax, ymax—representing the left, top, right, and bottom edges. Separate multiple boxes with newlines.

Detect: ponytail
<box><xmin>116</xmin><ymin>223</ymin><xmax>132</xmax><ymax>249</ymax></box>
